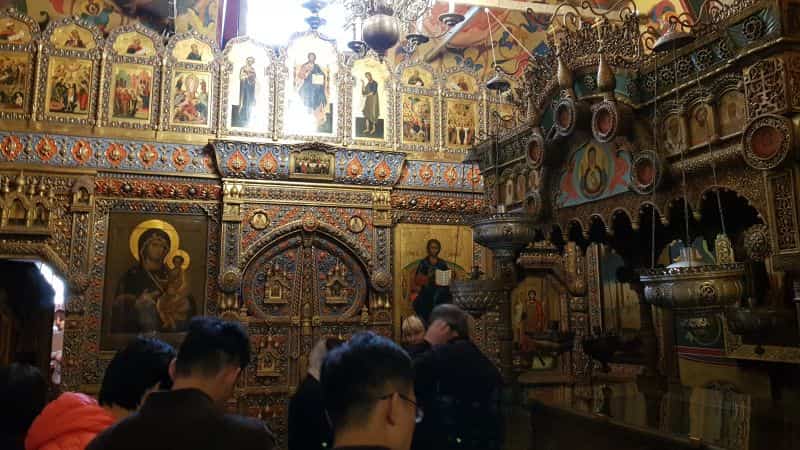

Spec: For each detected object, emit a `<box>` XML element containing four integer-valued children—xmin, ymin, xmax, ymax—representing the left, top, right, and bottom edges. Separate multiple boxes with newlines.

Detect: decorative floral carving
<box><xmin>743</xmin><ymin>224</ymin><xmax>771</xmax><ymax>261</ymax></box>
<box><xmin>218</xmin><ymin>269</ymin><xmax>241</xmax><ymax>294</ymax></box>
<box><xmin>370</xmin><ymin>270</ymin><xmax>391</xmax><ymax>293</ymax></box>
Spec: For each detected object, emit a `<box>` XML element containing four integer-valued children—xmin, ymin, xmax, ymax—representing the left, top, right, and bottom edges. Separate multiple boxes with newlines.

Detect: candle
<box><xmin>449</xmin><ymin>0</ymin><xmax>455</xmax><ymax>13</ymax></box>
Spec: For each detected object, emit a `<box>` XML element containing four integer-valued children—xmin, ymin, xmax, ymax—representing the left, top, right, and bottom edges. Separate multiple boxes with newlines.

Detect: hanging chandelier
<box><xmin>332</xmin><ymin>0</ymin><xmax>465</xmax><ymax>60</ymax></box>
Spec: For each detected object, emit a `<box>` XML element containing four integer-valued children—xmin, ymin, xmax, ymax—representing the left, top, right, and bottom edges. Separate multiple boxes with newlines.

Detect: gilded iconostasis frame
<box><xmin>160</xmin><ymin>31</ymin><xmax>220</xmax><ymax>140</ymax></box>
<box><xmin>345</xmin><ymin>55</ymin><xmax>396</xmax><ymax>149</ymax></box>
<box><xmin>35</xmin><ymin>17</ymin><xmax>103</xmax><ymax>128</ymax></box>
<box><xmin>395</xmin><ymin>61</ymin><xmax>441</xmax><ymax>153</ymax></box>
<box><xmin>275</xmin><ymin>30</ymin><xmax>348</xmax><ymax>144</ymax></box>
<box><xmin>0</xmin><ymin>9</ymin><xmax>38</xmax><ymax>122</ymax></box>
<box><xmin>218</xmin><ymin>36</ymin><xmax>275</xmax><ymax>139</ymax></box>
<box><xmin>100</xmin><ymin>24</ymin><xmax>164</xmax><ymax>134</ymax></box>
<box><xmin>439</xmin><ymin>67</ymin><xmax>485</xmax><ymax>154</ymax></box>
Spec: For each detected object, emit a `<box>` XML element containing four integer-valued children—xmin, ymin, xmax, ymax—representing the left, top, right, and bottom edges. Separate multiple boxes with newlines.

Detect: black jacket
<box><xmin>86</xmin><ymin>389</ymin><xmax>275</xmax><ymax>450</ymax></box>
<box><xmin>288</xmin><ymin>374</ymin><xmax>333</xmax><ymax>450</ymax></box>
<box><xmin>412</xmin><ymin>338</ymin><xmax>503</xmax><ymax>450</ymax></box>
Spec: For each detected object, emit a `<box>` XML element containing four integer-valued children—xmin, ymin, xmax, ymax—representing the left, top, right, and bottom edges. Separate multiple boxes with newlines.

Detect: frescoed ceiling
<box><xmin>391</xmin><ymin>0</ymin><xmax>690</xmax><ymax>81</ymax></box>
<box><xmin>0</xmin><ymin>0</ymin><xmax>219</xmax><ymax>41</ymax></box>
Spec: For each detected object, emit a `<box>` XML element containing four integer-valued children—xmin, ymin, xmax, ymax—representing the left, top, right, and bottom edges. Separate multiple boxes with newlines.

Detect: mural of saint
<box><xmin>233</xmin><ymin>56</ymin><xmax>256</xmax><ymax>127</ymax></box>
<box><xmin>186</xmin><ymin>43</ymin><xmax>203</xmax><ymax>61</ymax></box>
<box><xmin>360</xmin><ymin>72</ymin><xmax>380</xmax><ymax>136</ymax></box>
<box><xmin>407</xmin><ymin>239</ymin><xmax>454</xmax><ymax>322</ymax></box>
<box><xmin>111</xmin><ymin>222</ymin><xmax>195</xmax><ymax>334</ymax></box>
<box><xmin>295</xmin><ymin>52</ymin><xmax>330</xmax><ymax>131</ymax></box>
<box><xmin>579</xmin><ymin>146</ymin><xmax>608</xmax><ymax>198</ymax></box>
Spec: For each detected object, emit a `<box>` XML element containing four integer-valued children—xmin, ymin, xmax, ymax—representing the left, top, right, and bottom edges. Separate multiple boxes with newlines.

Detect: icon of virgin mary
<box><xmin>111</xmin><ymin>220</ymin><xmax>195</xmax><ymax>334</ymax></box>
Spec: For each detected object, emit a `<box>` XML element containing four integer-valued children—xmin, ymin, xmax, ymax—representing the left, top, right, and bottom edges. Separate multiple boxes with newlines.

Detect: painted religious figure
<box><xmin>0</xmin><ymin>19</ymin><xmax>29</xmax><ymax>43</ymax></box>
<box><xmin>109</xmin><ymin>220</ymin><xmax>196</xmax><ymax>334</ymax></box>
<box><xmin>173</xmin><ymin>39</ymin><xmax>211</xmax><ymax>64</ymax></box>
<box><xmin>352</xmin><ymin>58</ymin><xmax>389</xmax><ymax>140</ymax></box>
<box><xmin>579</xmin><ymin>145</ymin><xmax>608</xmax><ymax>199</ymax></box>
<box><xmin>558</xmin><ymin>142</ymin><xmax>630</xmax><ymax>207</ymax></box>
<box><xmin>664</xmin><ymin>114</ymin><xmax>685</xmax><ymax>153</ymax></box>
<box><xmin>233</xmin><ymin>56</ymin><xmax>257</xmax><ymax>127</ymax></box>
<box><xmin>293</xmin><ymin>51</ymin><xmax>332</xmax><ymax>133</ymax></box>
<box><xmin>170</xmin><ymin>71</ymin><xmax>210</xmax><ymax>126</ymax></box>
<box><xmin>111</xmin><ymin>65</ymin><xmax>153</xmax><ymax>121</ymax></box>
<box><xmin>45</xmin><ymin>58</ymin><xmax>92</xmax><ymax>117</ymax></box>
<box><xmin>407</xmin><ymin>239</ymin><xmax>455</xmax><ymax>322</ymax></box>
<box><xmin>359</xmin><ymin>72</ymin><xmax>380</xmax><ymax>136</ymax></box>
<box><xmin>689</xmin><ymin>104</ymin><xmax>713</xmax><ymax>147</ymax></box>
<box><xmin>176</xmin><ymin>0</ymin><xmax>220</xmax><ymax>42</ymax></box>
<box><xmin>187</xmin><ymin>44</ymin><xmax>203</xmax><ymax>61</ymax></box>
<box><xmin>446</xmin><ymin>100</ymin><xmax>477</xmax><ymax>147</ymax></box>
<box><xmin>289</xmin><ymin>150</ymin><xmax>334</xmax><ymax>180</ymax></box>
<box><xmin>401</xmin><ymin>94</ymin><xmax>432</xmax><ymax>144</ymax></box>
<box><xmin>406</xmin><ymin>69</ymin><xmax>426</xmax><ymax>86</ymax></box>
<box><xmin>0</xmin><ymin>53</ymin><xmax>28</xmax><ymax>112</ymax></box>
<box><xmin>718</xmin><ymin>91</ymin><xmax>745</xmax><ymax>137</ymax></box>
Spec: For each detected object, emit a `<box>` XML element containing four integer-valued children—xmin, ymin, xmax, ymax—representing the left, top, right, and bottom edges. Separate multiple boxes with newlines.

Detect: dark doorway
<box><xmin>0</xmin><ymin>260</ymin><xmax>62</xmax><ymax>385</ymax></box>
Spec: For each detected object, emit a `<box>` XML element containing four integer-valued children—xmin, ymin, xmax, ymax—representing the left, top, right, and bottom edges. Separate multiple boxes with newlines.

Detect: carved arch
<box><xmin>240</xmin><ymin>219</ymin><xmax>373</xmax><ymax>272</ymax></box>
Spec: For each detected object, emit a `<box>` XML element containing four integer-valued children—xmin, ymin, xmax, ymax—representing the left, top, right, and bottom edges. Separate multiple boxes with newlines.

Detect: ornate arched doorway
<box><xmin>240</xmin><ymin>225</ymin><xmax>370</xmax><ymax>390</ymax></box>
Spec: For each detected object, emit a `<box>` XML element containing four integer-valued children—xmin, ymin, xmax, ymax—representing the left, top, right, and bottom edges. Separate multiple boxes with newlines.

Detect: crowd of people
<box><xmin>0</xmin><ymin>304</ymin><xmax>503</xmax><ymax>450</ymax></box>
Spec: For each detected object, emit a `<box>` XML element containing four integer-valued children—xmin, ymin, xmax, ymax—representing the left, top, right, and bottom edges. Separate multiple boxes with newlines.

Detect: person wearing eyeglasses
<box><xmin>412</xmin><ymin>304</ymin><xmax>504</xmax><ymax>450</ymax></box>
<box><xmin>321</xmin><ymin>332</ymin><xmax>419</xmax><ymax>450</ymax></box>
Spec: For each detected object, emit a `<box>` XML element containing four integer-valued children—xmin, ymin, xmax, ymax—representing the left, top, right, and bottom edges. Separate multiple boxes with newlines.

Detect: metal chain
<box><xmin>650</xmin><ymin>59</ymin><xmax>659</xmax><ymax>269</ymax></box>
<box><xmin>672</xmin><ymin>45</ymin><xmax>692</xmax><ymax>260</ymax></box>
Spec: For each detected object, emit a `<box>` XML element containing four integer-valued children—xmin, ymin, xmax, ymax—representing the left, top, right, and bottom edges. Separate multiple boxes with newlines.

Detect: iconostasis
<box><xmin>0</xmin><ymin>10</ymin><xmax>522</xmax><ymax>159</ymax></box>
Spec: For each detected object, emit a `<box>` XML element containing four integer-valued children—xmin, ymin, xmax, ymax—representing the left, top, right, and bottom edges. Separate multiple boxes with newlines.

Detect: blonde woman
<box><xmin>401</xmin><ymin>315</ymin><xmax>427</xmax><ymax>357</ymax></box>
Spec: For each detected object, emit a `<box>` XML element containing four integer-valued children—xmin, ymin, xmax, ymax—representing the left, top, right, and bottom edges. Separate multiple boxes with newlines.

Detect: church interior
<box><xmin>1</xmin><ymin>0</ymin><xmax>800</xmax><ymax>448</ymax></box>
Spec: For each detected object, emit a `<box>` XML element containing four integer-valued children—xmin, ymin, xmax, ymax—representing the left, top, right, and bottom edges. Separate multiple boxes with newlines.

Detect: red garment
<box><xmin>609</xmin><ymin>152</ymin><xmax>629</xmax><ymax>191</ymax></box>
<box><xmin>25</xmin><ymin>393</ymin><xmax>115</xmax><ymax>450</ymax></box>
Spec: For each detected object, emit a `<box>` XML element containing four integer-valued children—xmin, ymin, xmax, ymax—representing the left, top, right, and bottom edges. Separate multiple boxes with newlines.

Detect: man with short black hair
<box><xmin>412</xmin><ymin>304</ymin><xmax>503</xmax><ymax>450</ymax></box>
<box><xmin>321</xmin><ymin>332</ymin><xmax>418</xmax><ymax>450</ymax></box>
<box><xmin>87</xmin><ymin>317</ymin><xmax>275</xmax><ymax>450</ymax></box>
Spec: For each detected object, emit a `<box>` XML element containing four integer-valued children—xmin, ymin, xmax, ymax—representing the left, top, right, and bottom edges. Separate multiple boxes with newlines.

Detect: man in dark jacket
<box><xmin>87</xmin><ymin>317</ymin><xmax>275</xmax><ymax>450</ymax></box>
<box><xmin>412</xmin><ymin>304</ymin><xmax>503</xmax><ymax>450</ymax></box>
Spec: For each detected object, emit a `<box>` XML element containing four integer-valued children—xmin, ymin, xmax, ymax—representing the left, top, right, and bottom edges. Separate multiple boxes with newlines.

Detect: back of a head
<box><xmin>99</xmin><ymin>337</ymin><xmax>176</xmax><ymax>410</ymax></box>
<box><xmin>175</xmin><ymin>317</ymin><xmax>251</xmax><ymax>378</ymax></box>
<box><xmin>429</xmin><ymin>304</ymin><xmax>470</xmax><ymax>339</ymax></box>
<box><xmin>401</xmin><ymin>315</ymin><xmax>424</xmax><ymax>337</ymax></box>
<box><xmin>0</xmin><ymin>363</ymin><xmax>46</xmax><ymax>437</ymax></box>
<box><xmin>321</xmin><ymin>332</ymin><xmax>413</xmax><ymax>431</ymax></box>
